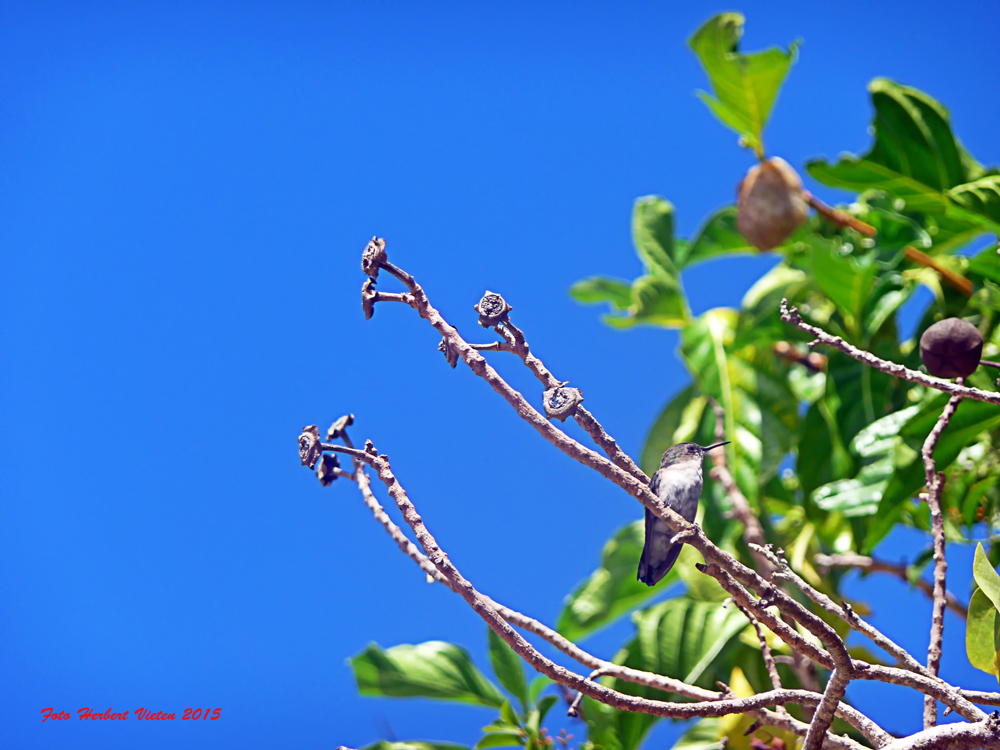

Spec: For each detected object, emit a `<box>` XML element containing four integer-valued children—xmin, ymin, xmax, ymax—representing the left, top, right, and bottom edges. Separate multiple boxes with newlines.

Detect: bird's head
<box><xmin>659</xmin><ymin>441</ymin><xmax>730</xmax><ymax>468</ymax></box>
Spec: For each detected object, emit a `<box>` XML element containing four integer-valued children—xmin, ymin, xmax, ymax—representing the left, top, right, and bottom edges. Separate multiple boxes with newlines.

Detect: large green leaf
<box><xmin>557</xmin><ymin>521</ymin><xmax>679</xmax><ymax>642</ymax></box>
<box><xmin>966</xmin><ymin>588</ymin><xmax>1000</xmax><ymax>678</ymax></box>
<box><xmin>949</xmin><ymin>176</ymin><xmax>1000</xmax><ymax>230</ymax></box>
<box><xmin>487</xmin><ymin>629</ymin><xmax>528</xmax><ymax>711</ymax></box>
<box><xmin>351</xmin><ymin>642</ymin><xmax>505</xmax><ymax>707</ymax></box>
<box><xmin>810</xmin><ymin>406</ymin><xmax>919</xmax><ymax>518</ymax></box>
<box><xmin>807</xmin><ymin>79</ymin><xmax>1000</xmax><ymax>241</ymax></box>
<box><xmin>641</xmin><ymin>384</ymin><xmax>710</xmax><ymax>476</ymax></box>
<box><xmin>670</xmin><ymin>718</ymin><xmax>725</xmax><ymax>750</ymax></box>
<box><xmin>809</xmin><ymin>238</ymin><xmax>879</xmax><ymax>340</ymax></box>
<box><xmin>633</xmin><ymin>196</ymin><xmax>680</xmax><ymax>277</ymax></box>
<box><xmin>975</xmin><ymin>543</ymin><xmax>1000</xmax><ymax>613</ymax></box>
<box><xmin>681</xmin><ymin>307</ymin><xmax>799</xmax><ymax>501</ymax></box>
<box><xmin>679</xmin><ymin>206</ymin><xmax>756</xmax><ymax>268</ymax></box>
<box><xmin>583</xmin><ymin>597</ymin><xmax>748</xmax><ymax>750</ymax></box>
<box><xmin>688</xmin><ymin>13</ymin><xmax>797</xmax><ymax>156</ymax></box>
<box><xmin>569</xmin><ymin>277</ymin><xmax>633</xmax><ymax>309</ymax></box>
<box><xmin>967</xmin><ymin>242</ymin><xmax>1000</xmax><ymax>286</ymax></box>
<box><xmin>867</xmin><ymin>396</ymin><xmax>1000</xmax><ymax>552</ymax></box>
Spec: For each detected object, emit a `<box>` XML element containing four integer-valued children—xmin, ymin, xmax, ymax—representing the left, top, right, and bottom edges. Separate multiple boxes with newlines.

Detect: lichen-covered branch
<box><xmin>780</xmin><ymin>299</ymin><xmax>1000</xmax><ymax>405</ymax></box>
<box><xmin>921</xmin><ymin>389</ymin><xmax>963</xmax><ymax>728</ymax></box>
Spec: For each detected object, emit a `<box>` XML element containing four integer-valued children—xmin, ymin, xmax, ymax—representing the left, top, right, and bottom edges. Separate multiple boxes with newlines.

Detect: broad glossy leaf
<box><xmin>966</xmin><ymin>588</ymin><xmax>1000</xmax><ymax>678</ymax></box>
<box><xmin>975</xmin><ymin>543</ymin><xmax>1000</xmax><ymax>612</ymax></box>
<box><xmin>569</xmin><ymin>277</ymin><xmax>632</xmax><ymax>310</ymax></box>
<box><xmin>488</xmin><ymin>629</ymin><xmax>528</xmax><ymax>710</ymax></box>
<box><xmin>557</xmin><ymin>521</ymin><xmax>679</xmax><ymax>642</ymax></box>
<box><xmin>351</xmin><ymin>642</ymin><xmax>504</xmax><ymax>707</ymax></box>
<box><xmin>867</xmin><ymin>396</ymin><xmax>1000</xmax><ymax>552</ymax></box>
<box><xmin>473</xmin><ymin>734</ymin><xmax>522</xmax><ymax>750</ymax></box>
<box><xmin>670</xmin><ymin>718</ymin><xmax>724</xmax><ymax>750</ymax></box>
<box><xmin>967</xmin><ymin>242</ymin><xmax>1000</xmax><ymax>286</ymax></box>
<box><xmin>949</xmin><ymin>176</ymin><xmax>1000</xmax><ymax>230</ymax></box>
<box><xmin>807</xmin><ymin>79</ymin><xmax>1000</xmax><ymax>241</ymax></box>
<box><xmin>811</xmin><ymin>406</ymin><xmax>919</xmax><ymax>518</ymax></box>
<box><xmin>680</xmin><ymin>206</ymin><xmax>756</xmax><ymax>268</ymax></box>
<box><xmin>681</xmin><ymin>307</ymin><xmax>799</xmax><ymax>500</ymax></box>
<box><xmin>688</xmin><ymin>13</ymin><xmax>797</xmax><ymax>155</ymax></box>
<box><xmin>633</xmin><ymin>196</ymin><xmax>679</xmax><ymax>277</ymax></box>
<box><xmin>797</xmin><ymin>398</ymin><xmax>853</xmax><ymax>504</ymax></box>
<box><xmin>631</xmin><ymin>598</ymin><xmax>748</xmax><ymax>688</ymax></box>
<box><xmin>809</xmin><ymin>238</ymin><xmax>878</xmax><ymax>339</ymax></box>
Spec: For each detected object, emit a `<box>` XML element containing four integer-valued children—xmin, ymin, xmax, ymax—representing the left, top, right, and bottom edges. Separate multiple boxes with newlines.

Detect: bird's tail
<box><xmin>637</xmin><ymin>541</ymin><xmax>682</xmax><ymax>587</ymax></box>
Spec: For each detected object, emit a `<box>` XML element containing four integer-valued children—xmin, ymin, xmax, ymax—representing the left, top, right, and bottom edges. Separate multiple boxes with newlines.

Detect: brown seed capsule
<box><xmin>736</xmin><ymin>157</ymin><xmax>808</xmax><ymax>251</ymax></box>
<box><xmin>920</xmin><ymin>318</ymin><xmax>983</xmax><ymax>379</ymax></box>
<box><xmin>298</xmin><ymin>425</ymin><xmax>322</xmax><ymax>469</ymax></box>
<box><xmin>542</xmin><ymin>385</ymin><xmax>583</xmax><ymax>422</ymax></box>
<box><xmin>474</xmin><ymin>291</ymin><xmax>512</xmax><ymax>328</ymax></box>
<box><xmin>361</xmin><ymin>236</ymin><xmax>386</xmax><ymax>279</ymax></box>
<box><xmin>317</xmin><ymin>453</ymin><xmax>341</xmax><ymax>486</ymax></box>
<box><xmin>362</xmin><ymin>278</ymin><xmax>378</xmax><ymax>320</ymax></box>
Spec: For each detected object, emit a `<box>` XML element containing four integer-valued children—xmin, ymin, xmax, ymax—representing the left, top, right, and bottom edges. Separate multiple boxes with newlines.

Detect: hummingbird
<box><xmin>637</xmin><ymin>441</ymin><xmax>730</xmax><ymax>586</ymax></box>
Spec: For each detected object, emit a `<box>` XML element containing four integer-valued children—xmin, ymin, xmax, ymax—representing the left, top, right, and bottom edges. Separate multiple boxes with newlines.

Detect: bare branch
<box><xmin>729</xmin><ymin>598</ymin><xmax>783</xmax><ymax>693</ymax></box>
<box><xmin>814</xmin><ymin>553</ymin><xmax>967</xmax><ymax>620</ymax></box>
<box><xmin>780</xmin><ymin>299</ymin><xmax>1000</xmax><ymax>406</ymax></box>
<box><xmin>881</xmin><ymin>715</ymin><xmax>1000</xmax><ymax>750</ymax></box>
<box><xmin>921</xmin><ymin>388</ymin><xmax>963</xmax><ymax>728</ymax></box>
<box><xmin>805</xmin><ymin>669</ymin><xmax>851</xmax><ymax>750</ymax></box>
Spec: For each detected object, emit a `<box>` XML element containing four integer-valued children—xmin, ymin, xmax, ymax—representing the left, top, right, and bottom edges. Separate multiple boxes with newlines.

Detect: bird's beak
<box><xmin>702</xmin><ymin>441</ymin><xmax>730</xmax><ymax>452</ymax></box>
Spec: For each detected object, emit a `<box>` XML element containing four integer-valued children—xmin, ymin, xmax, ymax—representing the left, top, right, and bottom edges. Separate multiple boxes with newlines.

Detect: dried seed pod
<box><xmin>361</xmin><ymin>236</ymin><xmax>386</xmax><ymax>279</ymax></box>
<box><xmin>326</xmin><ymin>414</ymin><xmax>355</xmax><ymax>442</ymax></box>
<box><xmin>920</xmin><ymin>318</ymin><xmax>983</xmax><ymax>379</ymax></box>
<box><xmin>317</xmin><ymin>453</ymin><xmax>341</xmax><ymax>486</ymax></box>
<box><xmin>542</xmin><ymin>385</ymin><xmax>583</xmax><ymax>422</ymax></box>
<box><xmin>736</xmin><ymin>157</ymin><xmax>808</xmax><ymax>251</ymax></box>
<box><xmin>474</xmin><ymin>291</ymin><xmax>512</xmax><ymax>328</ymax></box>
<box><xmin>298</xmin><ymin>425</ymin><xmax>322</xmax><ymax>469</ymax></box>
<box><xmin>438</xmin><ymin>337</ymin><xmax>459</xmax><ymax>368</ymax></box>
<box><xmin>362</xmin><ymin>278</ymin><xmax>378</xmax><ymax>320</ymax></box>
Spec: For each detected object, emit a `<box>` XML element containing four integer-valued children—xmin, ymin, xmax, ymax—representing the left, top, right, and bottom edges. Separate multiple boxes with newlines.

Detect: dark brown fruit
<box><xmin>919</xmin><ymin>318</ymin><xmax>983</xmax><ymax>379</ymax></box>
<box><xmin>737</xmin><ymin>157</ymin><xmax>808</xmax><ymax>251</ymax></box>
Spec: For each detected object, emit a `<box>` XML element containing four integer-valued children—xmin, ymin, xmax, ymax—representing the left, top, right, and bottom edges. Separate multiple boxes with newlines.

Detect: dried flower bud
<box><xmin>317</xmin><ymin>453</ymin><xmax>341</xmax><ymax>486</ymax></box>
<box><xmin>438</xmin><ymin>337</ymin><xmax>459</xmax><ymax>368</ymax></box>
<box><xmin>362</xmin><ymin>278</ymin><xmax>378</xmax><ymax>320</ymax></box>
<box><xmin>920</xmin><ymin>318</ymin><xmax>983</xmax><ymax>379</ymax></box>
<box><xmin>364</xmin><ymin>439</ymin><xmax>377</xmax><ymax>456</ymax></box>
<box><xmin>298</xmin><ymin>425</ymin><xmax>322</xmax><ymax>469</ymax></box>
<box><xmin>474</xmin><ymin>291</ymin><xmax>512</xmax><ymax>328</ymax></box>
<box><xmin>326</xmin><ymin>414</ymin><xmax>355</xmax><ymax>441</ymax></box>
<box><xmin>737</xmin><ymin>157</ymin><xmax>808</xmax><ymax>251</ymax></box>
<box><xmin>542</xmin><ymin>385</ymin><xmax>583</xmax><ymax>421</ymax></box>
<box><xmin>361</xmin><ymin>236</ymin><xmax>386</xmax><ymax>279</ymax></box>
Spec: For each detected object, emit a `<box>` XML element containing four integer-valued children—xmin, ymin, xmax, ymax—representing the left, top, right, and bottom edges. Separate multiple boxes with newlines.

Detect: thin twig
<box><xmin>814</xmin><ymin>553</ymin><xmax>967</xmax><ymax>620</ymax></box>
<box><xmin>922</xmin><ymin>388</ymin><xmax>963</xmax><ymax>729</ymax></box>
<box><xmin>780</xmin><ymin>300</ymin><xmax>1000</xmax><ymax>406</ymax></box>
<box><xmin>728</xmin><ymin>599</ymin><xmax>785</xmax><ymax>698</ymax></box>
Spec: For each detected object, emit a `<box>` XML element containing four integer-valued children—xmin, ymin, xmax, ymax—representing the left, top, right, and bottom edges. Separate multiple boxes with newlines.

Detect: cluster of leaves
<box><xmin>351</xmin><ymin>633</ymin><xmax>565</xmax><ymax>750</ymax></box>
<box><xmin>347</xmin><ymin>12</ymin><xmax>1000</xmax><ymax>750</ymax></box>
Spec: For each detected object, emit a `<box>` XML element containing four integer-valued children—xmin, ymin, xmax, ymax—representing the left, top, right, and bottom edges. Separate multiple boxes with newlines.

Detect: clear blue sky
<box><xmin>2</xmin><ymin>2</ymin><xmax>998</xmax><ymax>748</ymax></box>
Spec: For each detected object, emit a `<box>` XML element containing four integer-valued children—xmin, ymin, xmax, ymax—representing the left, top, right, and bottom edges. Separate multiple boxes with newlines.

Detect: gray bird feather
<box><xmin>637</xmin><ymin>441</ymin><xmax>727</xmax><ymax>586</ymax></box>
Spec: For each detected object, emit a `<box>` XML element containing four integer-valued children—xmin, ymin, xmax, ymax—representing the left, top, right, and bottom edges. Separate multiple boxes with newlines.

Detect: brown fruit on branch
<box><xmin>919</xmin><ymin>318</ymin><xmax>983</xmax><ymax>379</ymax></box>
<box><xmin>737</xmin><ymin>157</ymin><xmax>808</xmax><ymax>251</ymax></box>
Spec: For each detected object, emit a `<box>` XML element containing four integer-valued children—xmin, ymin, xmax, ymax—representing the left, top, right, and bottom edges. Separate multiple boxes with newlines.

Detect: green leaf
<box><xmin>351</xmin><ymin>642</ymin><xmax>505</xmax><ymax>707</ymax></box>
<box><xmin>670</xmin><ymin>717</ymin><xmax>724</xmax><ymax>750</ymax></box>
<box><xmin>365</xmin><ymin>743</ymin><xmax>470</xmax><ymax>750</ymax></box>
<box><xmin>527</xmin><ymin>675</ymin><xmax>550</xmax><ymax>706</ymax></box>
<box><xmin>630</xmin><ymin>597</ymin><xmax>749</xmax><ymax>689</ymax></box>
<box><xmin>688</xmin><ymin>13</ymin><xmax>797</xmax><ymax>156</ymax></box>
<box><xmin>569</xmin><ymin>277</ymin><xmax>633</xmax><ymax>310</ymax></box>
<box><xmin>807</xmin><ymin>79</ymin><xmax>1000</xmax><ymax>242</ymax></box>
<box><xmin>534</xmin><ymin>695</ymin><xmax>558</xmax><ymax>728</ymax></box>
<box><xmin>557</xmin><ymin>521</ymin><xmax>679</xmax><ymax>642</ymax></box>
<box><xmin>967</xmin><ymin>242</ymin><xmax>1000</xmax><ymax>286</ymax></box>
<box><xmin>633</xmin><ymin>196</ymin><xmax>679</xmax><ymax>277</ymax></box>
<box><xmin>680</xmin><ymin>206</ymin><xmax>757</xmax><ymax>268</ymax></box>
<box><xmin>975</xmin><ymin>543</ymin><xmax>1000</xmax><ymax>612</ymax></box>
<box><xmin>499</xmin><ymin>700</ymin><xmax>518</xmax><ymax>727</ymax></box>
<box><xmin>811</xmin><ymin>406</ymin><xmax>920</xmax><ymax>518</ymax></box>
<box><xmin>488</xmin><ymin>629</ymin><xmax>528</xmax><ymax>711</ymax></box>
<box><xmin>808</xmin><ymin>237</ymin><xmax>879</xmax><ymax>340</ymax></box>
<box><xmin>966</xmin><ymin>587</ymin><xmax>1000</xmax><ymax>678</ymax></box>
<box><xmin>680</xmin><ymin>307</ymin><xmax>800</xmax><ymax>501</ymax></box>
<box><xmin>867</xmin><ymin>396</ymin><xmax>1000</xmax><ymax>552</ymax></box>
<box><xmin>474</xmin><ymin>733</ymin><xmax>523</xmax><ymax>750</ymax></box>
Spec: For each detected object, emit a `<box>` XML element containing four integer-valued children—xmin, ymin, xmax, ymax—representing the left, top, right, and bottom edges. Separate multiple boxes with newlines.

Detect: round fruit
<box><xmin>919</xmin><ymin>318</ymin><xmax>983</xmax><ymax>379</ymax></box>
<box><xmin>737</xmin><ymin>157</ymin><xmax>808</xmax><ymax>251</ymax></box>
